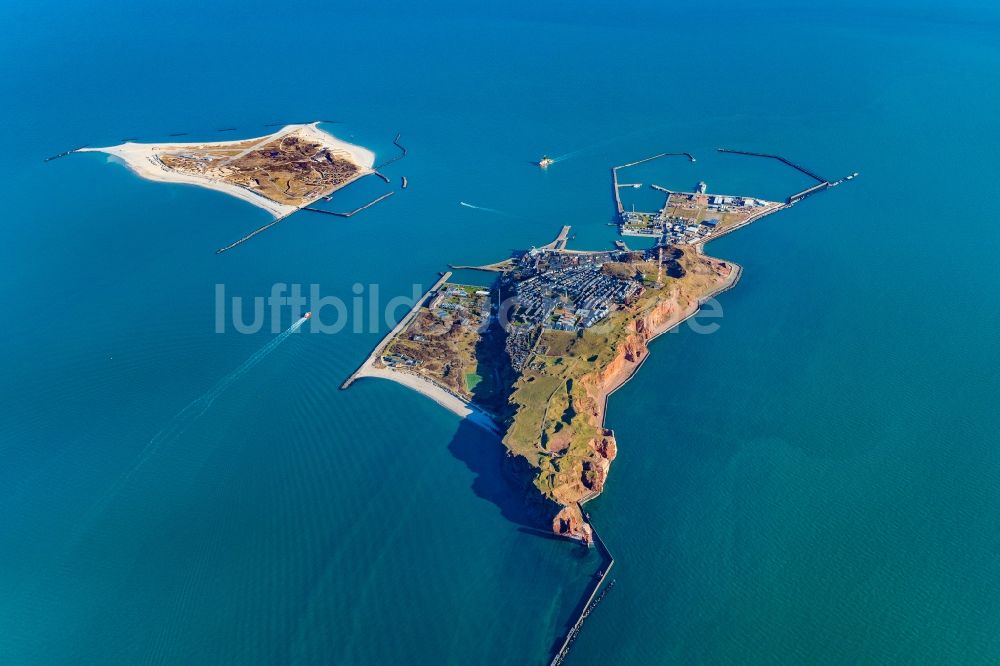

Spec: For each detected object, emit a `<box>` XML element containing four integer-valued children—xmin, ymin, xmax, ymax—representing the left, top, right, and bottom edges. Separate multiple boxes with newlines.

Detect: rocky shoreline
<box><xmin>550</xmin><ymin>254</ymin><xmax>741</xmax><ymax>543</ymax></box>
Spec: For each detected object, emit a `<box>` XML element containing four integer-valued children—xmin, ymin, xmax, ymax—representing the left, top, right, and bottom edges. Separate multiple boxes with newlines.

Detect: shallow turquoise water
<box><xmin>2</xmin><ymin>2</ymin><xmax>999</xmax><ymax>664</ymax></box>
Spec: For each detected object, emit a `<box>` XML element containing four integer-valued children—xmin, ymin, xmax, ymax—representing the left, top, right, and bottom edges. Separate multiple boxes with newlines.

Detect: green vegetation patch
<box><xmin>503</xmin><ymin>372</ymin><xmax>564</xmax><ymax>458</ymax></box>
<box><xmin>465</xmin><ymin>372</ymin><xmax>482</xmax><ymax>392</ymax></box>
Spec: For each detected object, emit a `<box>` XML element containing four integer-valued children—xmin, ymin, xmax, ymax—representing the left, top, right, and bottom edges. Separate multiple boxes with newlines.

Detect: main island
<box><xmin>341</xmin><ymin>155</ymin><xmax>831</xmax><ymax>543</ymax></box>
<box><xmin>351</xmin><ymin>148</ymin><xmax>853</xmax><ymax>664</ymax></box>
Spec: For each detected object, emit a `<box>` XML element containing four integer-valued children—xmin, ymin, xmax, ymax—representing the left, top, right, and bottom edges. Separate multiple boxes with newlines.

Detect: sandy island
<box><xmin>80</xmin><ymin>123</ymin><xmax>375</xmax><ymax>218</ymax></box>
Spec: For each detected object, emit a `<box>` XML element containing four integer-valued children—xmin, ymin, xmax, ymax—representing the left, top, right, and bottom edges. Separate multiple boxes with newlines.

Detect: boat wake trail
<box><xmin>551</xmin><ymin>140</ymin><xmax>617</xmax><ymax>163</ymax></box>
<box><xmin>167</xmin><ymin>315</ymin><xmax>308</xmax><ymax>421</ymax></box>
<box><xmin>459</xmin><ymin>201</ymin><xmax>505</xmax><ymax>214</ymax></box>
<box><xmin>83</xmin><ymin>316</ymin><xmax>310</xmax><ymax>522</ymax></box>
<box><xmin>132</xmin><ymin>315</ymin><xmax>308</xmax><ymax>467</ymax></box>
<box><xmin>551</xmin><ymin>124</ymin><xmax>669</xmax><ymax>163</ymax></box>
<box><xmin>459</xmin><ymin>201</ymin><xmax>533</xmax><ymax>221</ymax></box>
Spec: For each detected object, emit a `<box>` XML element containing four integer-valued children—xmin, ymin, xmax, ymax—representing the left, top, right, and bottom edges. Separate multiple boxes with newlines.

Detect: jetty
<box><xmin>376</xmin><ymin>132</ymin><xmax>408</xmax><ymax>169</ymax></box>
<box><xmin>541</xmin><ymin>225</ymin><xmax>572</xmax><ymax>251</ymax></box>
<box><xmin>218</xmin><ymin>176</ymin><xmax>395</xmax><ymax>253</ymax></box>
<box><xmin>214</xmin><ymin>213</ymin><xmax>293</xmax><ymax>254</ymax></box>
<box><xmin>717</xmin><ymin>148</ymin><xmax>826</xmax><ymax>183</ymax></box>
<box><xmin>43</xmin><ymin>145</ymin><xmax>88</xmax><ymax>162</ymax></box>
<box><xmin>448</xmin><ymin>259</ymin><xmax>513</xmax><ymax>272</ymax></box>
<box><xmin>788</xmin><ymin>181</ymin><xmax>830</xmax><ymax>204</ymax></box>
<box><xmin>304</xmin><ymin>191</ymin><xmax>395</xmax><ymax>218</ymax></box>
<box><xmin>715</xmin><ymin>148</ymin><xmax>858</xmax><ymax>205</ymax></box>
<box><xmin>341</xmin><ymin>272</ymin><xmax>452</xmax><ymax>389</ymax></box>
<box><xmin>549</xmin><ymin>517</ymin><xmax>615</xmax><ymax>666</ymax></box>
<box><xmin>612</xmin><ymin>167</ymin><xmax>625</xmax><ymax>217</ymax></box>
<box><xmin>455</xmin><ymin>225</ymin><xmax>573</xmax><ymax>271</ymax></box>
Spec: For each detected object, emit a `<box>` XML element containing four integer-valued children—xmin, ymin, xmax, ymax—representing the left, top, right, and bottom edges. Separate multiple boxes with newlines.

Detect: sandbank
<box><xmin>79</xmin><ymin>123</ymin><xmax>375</xmax><ymax>219</ymax></box>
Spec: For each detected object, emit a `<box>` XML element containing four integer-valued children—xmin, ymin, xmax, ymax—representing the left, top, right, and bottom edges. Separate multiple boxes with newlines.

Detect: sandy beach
<box><xmin>338</xmin><ymin>272</ymin><xmax>506</xmax><ymax>433</ymax></box>
<box><xmin>297</xmin><ymin>122</ymin><xmax>376</xmax><ymax>170</ymax></box>
<box><xmin>353</xmin><ymin>365</ymin><xmax>501</xmax><ymax>436</ymax></box>
<box><xmin>79</xmin><ymin>123</ymin><xmax>375</xmax><ymax>218</ymax></box>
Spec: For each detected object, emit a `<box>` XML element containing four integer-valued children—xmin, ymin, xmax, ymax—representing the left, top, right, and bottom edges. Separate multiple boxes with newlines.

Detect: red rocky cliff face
<box><xmin>545</xmin><ymin>300</ymin><xmax>684</xmax><ymax>541</ymax></box>
<box><xmin>595</xmin><ymin>430</ymin><xmax>617</xmax><ymax>460</ymax></box>
<box><xmin>582</xmin><ymin>430</ymin><xmax>617</xmax><ymax>494</ymax></box>
<box><xmin>553</xmin><ymin>504</ymin><xmax>593</xmax><ymax>545</ymax></box>
<box><xmin>543</xmin><ymin>263</ymin><xmax>735</xmax><ymax>542</ymax></box>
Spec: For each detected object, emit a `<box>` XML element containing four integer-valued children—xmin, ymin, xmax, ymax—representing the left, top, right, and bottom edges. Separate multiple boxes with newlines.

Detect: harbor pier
<box><xmin>612</xmin><ymin>152</ymin><xmax>696</xmax><ymax>219</ymax></box>
<box><xmin>304</xmin><ymin>190</ymin><xmax>395</xmax><ymax>218</ymax></box>
<box><xmin>541</xmin><ymin>225</ymin><xmax>572</xmax><ymax>251</ymax></box>
<box><xmin>714</xmin><ymin>148</ymin><xmax>859</xmax><ymax>205</ymax></box>
<box><xmin>215</xmin><ymin>213</ymin><xmax>293</xmax><ymax>254</ymax></box>
<box><xmin>788</xmin><ymin>181</ymin><xmax>830</xmax><ymax>203</ymax></box>
<box><xmin>716</xmin><ymin>147</ymin><xmax>827</xmax><ymax>183</ymax></box>
<box><xmin>549</xmin><ymin>516</ymin><xmax>615</xmax><ymax>666</ymax></box>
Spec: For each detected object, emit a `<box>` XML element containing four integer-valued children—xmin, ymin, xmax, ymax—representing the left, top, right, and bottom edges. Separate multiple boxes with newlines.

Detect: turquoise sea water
<box><xmin>3</xmin><ymin>2</ymin><xmax>1000</xmax><ymax>663</ymax></box>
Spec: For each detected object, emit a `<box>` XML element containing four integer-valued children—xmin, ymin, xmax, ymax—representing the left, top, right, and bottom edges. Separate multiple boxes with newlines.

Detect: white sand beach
<box><xmin>353</xmin><ymin>365</ymin><xmax>501</xmax><ymax>437</ymax></box>
<box><xmin>297</xmin><ymin>122</ymin><xmax>376</xmax><ymax>170</ymax></box>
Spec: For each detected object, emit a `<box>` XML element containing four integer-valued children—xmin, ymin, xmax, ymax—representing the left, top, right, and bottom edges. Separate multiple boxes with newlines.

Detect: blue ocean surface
<box><xmin>2</xmin><ymin>1</ymin><xmax>999</xmax><ymax>663</ymax></box>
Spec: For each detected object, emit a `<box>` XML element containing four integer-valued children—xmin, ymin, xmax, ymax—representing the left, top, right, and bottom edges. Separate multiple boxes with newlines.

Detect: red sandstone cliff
<box><xmin>549</xmin><ymin>261</ymin><xmax>734</xmax><ymax>542</ymax></box>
